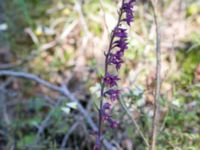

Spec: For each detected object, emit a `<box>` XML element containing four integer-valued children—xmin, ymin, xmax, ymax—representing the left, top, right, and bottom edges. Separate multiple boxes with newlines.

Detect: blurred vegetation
<box><xmin>0</xmin><ymin>0</ymin><xmax>200</xmax><ymax>149</ymax></box>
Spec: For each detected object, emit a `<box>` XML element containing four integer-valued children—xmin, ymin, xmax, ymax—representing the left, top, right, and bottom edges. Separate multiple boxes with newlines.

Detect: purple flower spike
<box><xmin>103</xmin><ymin>73</ymin><xmax>120</xmax><ymax>87</ymax></box>
<box><xmin>95</xmin><ymin>0</ymin><xmax>135</xmax><ymax>148</ymax></box>
<box><xmin>105</xmin><ymin>89</ymin><xmax>120</xmax><ymax>101</ymax></box>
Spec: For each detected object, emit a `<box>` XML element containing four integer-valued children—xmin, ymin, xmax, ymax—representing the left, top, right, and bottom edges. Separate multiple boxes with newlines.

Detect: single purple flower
<box><xmin>102</xmin><ymin>113</ymin><xmax>111</xmax><ymax>121</ymax></box>
<box><xmin>113</xmin><ymin>27</ymin><xmax>127</xmax><ymax>38</ymax></box>
<box><xmin>116</xmin><ymin>49</ymin><xmax>125</xmax><ymax>57</ymax></box>
<box><xmin>101</xmin><ymin>109</ymin><xmax>118</xmax><ymax>128</ymax></box>
<box><xmin>122</xmin><ymin>0</ymin><xmax>135</xmax><ymax>25</ymax></box>
<box><xmin>110</xmin><ymin>120</ymin><xmax>119</xmax><ymax>128</ymax></box>
<box><xmin>103</xmin><ymin>73</ymin><xmax>120</xmax><ymax>87</ymax></box>
<box><xmin>113</xmin><ymin>38</ymin><xmax>128</xmax><ymax>50</ymax></box>
<box><xmin>105</xmin><ymin>89</ymin><xmax>120</xmax><ymax>101</ymax></box>
<box><xmin>107</xmin><ymin>118</ymin><xmax>119</xmax><ymax>128</ymax></box>
<box><xmin>108</xmin><ymin>53</ymin><xmax>124</xmax><ymax>70</ymax></box>
<box><xmin>102</xmin><ymin>102</ymin><xmax>111</xmax><ymax>110</ymax></box>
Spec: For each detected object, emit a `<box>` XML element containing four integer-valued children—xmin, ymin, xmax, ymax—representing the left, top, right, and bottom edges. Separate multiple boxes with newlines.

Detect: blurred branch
<box><xmin>60</xmin><ymin>122</ymin><xmax>79</xmax><ymax>149</ymax></box>
<box><xmin>119</xmin><ymin>97</ymin><xmax>149</xmax><ymax>148</ymax></box>
<box><xmin>75</xmin><ymin>0</ymin><xmax>89</xmax><ymax>35</ymax></box>
<box><xmin>74</xmin><ymin>0</ymin><xmax>92</xmax><ymax>54</ymax></box>
<box><xmin>0</xmin><ymin>63</ymin><xmax>18</xmax><ymax>70</ymax></box>
<box><xmin>60</xmin><ymin>20</ymin><xmax>78</xmax><ymax>40</ymax></box>
<box><xmin>99</xmin><ymin>0</ymin><xmax>109</xmax><ymax>34</ymax></box>
<box><xmin>0</xmin><ymin>70</ymin><xmax>116</xmax><ymax>150</ymax></box>
<box><xmin>0</xmin><ymin>78</ymin><xmax>14</xmax><ymax>126</ymax></box>
<box><xmin>25</xmin><ymin>28</ymin><xmax>39</xmax><ymax>44</ymax></box>
<box><xmin>34</xmin><ymin>98</ymin><xmax>63</xmax><ymax>145</ymax></box>
<box><xmin>149</xmin><ymin>0</ymin><xmax>161</xmax><ymax>150</ymax></box>
<box><xmin>0</xmin><ymin>89</ymin><xmax>11</xmax><ymax>126</ymax></box>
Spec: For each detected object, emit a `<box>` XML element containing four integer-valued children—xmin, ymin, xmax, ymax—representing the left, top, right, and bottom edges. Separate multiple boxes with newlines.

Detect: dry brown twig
<box><xmin>0</xmin><ymin>78</ymin><xmax>14</xmax><ymax>126</ymax></box>
<box><xmin>60</xmin><ymin>122</ymin><xmax>80</xmax><ymax>149</ymax></box>
<box><xmin>99</xmin><ymin>0</ymin><xmax>110</xmax><ymax>34</ymax></box>
<box><xmin>149</xmin><ymin>0</ymin><xmax>161</xmax><ymax>150</ymax></box>
<box><xmin>33</xmin><ymin>98</ymin><xmax>64</xmax><ymax>146</ymax></box>
<box><xmin>119</xmin><ymin>96</ymin><xmax>150</xmax><ymax>147</ymax></box>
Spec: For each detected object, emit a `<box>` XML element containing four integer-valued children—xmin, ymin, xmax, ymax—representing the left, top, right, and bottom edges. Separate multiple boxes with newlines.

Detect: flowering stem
<box><xmin>97</xmin><ymin>1</ymin><xmax>124</xmax><ymax>148</ymax></box>
<box><xmin>94</xmin><ymin>0</ymin><xmax>136</xmax><ymax>149</ymax></box>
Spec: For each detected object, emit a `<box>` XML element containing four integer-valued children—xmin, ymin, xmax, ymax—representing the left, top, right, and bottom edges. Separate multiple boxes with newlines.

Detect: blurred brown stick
<box><xmin>60</xmin><ymin>122</ymin><xmax>80</xmax><ymax>149</ymax></box>
<box><xmin>119</xmin><ymin>96</ymin><xmax>150</xmax><ymax>147</ymax></box>
<box><xmin>34</xmin><ymin>98</ymin><xmax>63</xmax><ymax>146</ymax></box>
<box><xmin>149</xmin><ymin>0</ymin><xmax>161</xmax><ymax>150</ymax></box>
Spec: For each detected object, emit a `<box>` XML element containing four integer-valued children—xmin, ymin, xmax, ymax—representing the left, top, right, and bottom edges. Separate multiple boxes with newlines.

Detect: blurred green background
<box><xmin>0</xmin><ymin>0</ymin><xmax>199</xmax><ymax>149</ymax></box>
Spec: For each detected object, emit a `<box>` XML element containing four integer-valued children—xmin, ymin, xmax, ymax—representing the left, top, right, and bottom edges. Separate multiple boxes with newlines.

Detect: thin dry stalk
<box><xmin>149</xmin><ymin>0</ymin><xmax>161</xmax><ymax>150</ymax></box>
